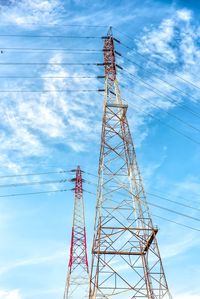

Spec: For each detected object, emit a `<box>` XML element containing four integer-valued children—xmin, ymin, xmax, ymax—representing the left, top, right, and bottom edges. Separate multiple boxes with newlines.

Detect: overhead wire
<box><xmin>0</xmin><ymin>27</ymin><xmax>199</xmax><ymax>231</ymax></box>
<box><xmin>127</xmin><ymin>100</ymin><xmax>200</xmax><ymax>146</ymax></box>
<box><xmin>85</xmin><ymin>178</ymin><xmax>200</xmax><ymax>215</ymax></box>
<box><xmin>118</xmin><ymin>67</ymin><xmax>200</xmax><ymax>119</ymax></box>
<box><xmin>147</xmin><ymin>192</ymin><xmax>200</xmax><ymax>212</ymax></box>
<box><xmin>0</xmin><ymin>47</ymin><xmax>105</xmax><ymax>52</ymax></box>
<box><xmin>0</xmin><ymin>34</ymin><xmax>103</xmax><ymax>38</ymax></box>
<box><xmin>0</xmin><ymin>167</ymin><xmax>199</xmax><ymax>231</ymax></box>
<box><xmin>117</xmin><ymin>51</ymin><xmax>199</xmax><ymax>103</ymax></box>
<box><xmin>0</xmin><ymin>89</ymin><xmax>105</xmax><ymax>93</ymax></box>
<box><xmin>0</xmin><ymin>178</ymin><xmax>69</xmax><ymax>188</ymax></box>
<box><xmin>0</xmin><ymin>76</ymin><xmax>105</xmax><ymax>79</ymax></box>
<box><xmin>0</xmin><ymin>62</ymin><xmax>107</xmax><ymax>66</ymax></box>
<box><xmin>0</xmin><ymin>189</ymin><xmax>68</xmax><ymax>198</ymax></box>
<box><xmin>85</xmin><ymin>173</ymin><xmax>200</xmax><ymax>206</ymax></box>
<box><xmin>147</xmin><ymin>200</ymin><xmax>200</xmax><ymax>222</ymax></box>
<box><xmin>0</xmin><ymin>24</ymin><xmax>108</xmax><ymax>28</ymax></box>
<box><xmin>152</xmin><ymin>214</ymin><xmax>200</xmax><ymax>232</ymax></box>
<box><xmin>113</xmin><ymin>28</ymin><xmax>200</xmax><ymax>91</ymax></box>
<box><xmin>83</xmin><ymin>188</ymin><xmax>200</xmax><ymax>232</ymax></box>
<box><xmin>149</xmin><ymin>187</ymin><xmax>200</xmax><ymax>205</ymax></box>
<box><xmin>0</xmin><ymin>170</ymin><xmax>70</xmax><ymax>179</ymax></box>
<box><xmin>119</xmin><ymin>82</ymin><xmax>200</xmax><ymax>134</ymax></box>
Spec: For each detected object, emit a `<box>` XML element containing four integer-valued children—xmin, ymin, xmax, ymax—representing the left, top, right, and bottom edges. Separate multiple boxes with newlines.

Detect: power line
<box><xmin>84</xmin><ymin>189</ymin><xmax>200</xmax><ymax>232</ymax></box>
<box><xmin>120</xmin><ymin>83</ymin><xmax>200</xmax><ymax>134</ymax></box>
<box><xmin>0</xmin><ymin>76</ymin><xmax>105</xmax><ymax>79</ymax></box>
<box><xmin>0</xmin><ymin>189</ymin><xmax>68</xmax><ymax>198</ymax></box>
<box><xmin>0</xmin><ymin>23</ymin><xmax>108</xmax><ymax>28</ymax></box>
<box><xmin>113</xmin><ymin>28</ymin><xmax>200</xmax><ymax>92</ymax></box>
<box><xmin>152</xmin><ymin>214</ymin><xmax>200</xmax><ymax>232</ymax></box>
<box><xmin>119</xmin><ymin>67</ymin><xmax>200</xmax><ymax>119</ymax></box>
<box><xmin>148</xmin><ymin>200</ymin><xmax>200</xmax><ymax>222</ymax></box>
<box><xmin>84</xmin><ymin>171</ymin><xmax>98</xmax><ymax>178</ymax></box>
<box><xmin>0</xmin><ymin>170</ymin><xmax>70</xmax><ymax>179</ymax></box>
<box><xmin>128</xmin><ymin>101</ymin><xmax>200</xmax><ymax>146</ymax></box>
<box><xmin>117</xmin><ymin>52</ymin><xmax>199</xmax><ymax>103</ymax></box>
<box><xmin>0</xmin><ymin>168</ymin><xmax>93</xmax><ymax>180</ymax></box>
<box><xmin>0</xmin><ymin>34</ymin><xmax>103</xmax><ymax>38</ymax></box>
<box><xmin>0</xmin><ymin>47</ymin><xmax>104</xmax><ymax>52</ymax></box>
<box><xmin>0</xmin><ymin>89</ymin><xmax>105</xmax><ymax>93</ymax></box>
<box><xmin>0</xmin><ymin>179</ymin><xmax>69</xmax><ymax>188</ymax></box>
<box><xmin>149</xmin><ymin>187</ymin><xmax>200</xmax><ymax>205</ymax></box>
<box><xmin>147</xmin><ymin>192</ymin><xmax>200</xmax><ymax>212</ymax></box>
<box><xmin>1</xmin><ymin>184</ymin><xmax>198</xmax><ymax>232</ymax></box>
<box><xmin>85</xmin><ymin>178</ymin><xmax>200</xmax><ymax>212</ymax></box>
<box><xmin>0</xmin><ymin>62</ymin><xmax>107</xmax><ymax>66</ymax></box>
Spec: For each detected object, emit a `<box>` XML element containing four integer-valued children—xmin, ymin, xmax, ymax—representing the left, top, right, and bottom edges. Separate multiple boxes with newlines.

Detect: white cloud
<box><xmin>122</xmin><ymin>7</ymin><xmax>200</xmax><ymax>150</ymax></box>
<box><xmin>175</xmin><ymin>175</ymin><xmax>200</xmax><ymax>195</ymax></box>
<box><xmin>137</xmin><ymin>17</ymin><xmax>176</xmax><ymax>62</ymax></box>
<box><xmin>0</xmin><ymin>249</ymin><xmax>67</xmax><ymax>275</ymax></box>
<box><xmin>177</xmin><ymin>8</ymin><xmax>192</xmax><ymax>21</ymax></box>
<box><xmin>0</xmin><ymin>290</ymin><xmax>22</xmax><ymax>299</ymax></box>
<box><xmin>0</xmin><ymin>0</ymin><xmax>64</xmax><ymax>25</ymax></box>
<box><xmin>161</xmin><ymin>232</ymin><xmax>198</xmax><ymax>259</ymax></box>
<box><xmin>0</xmin><ymin>46</ymin><xmax>103</xmax><ymax>170</ymax></box>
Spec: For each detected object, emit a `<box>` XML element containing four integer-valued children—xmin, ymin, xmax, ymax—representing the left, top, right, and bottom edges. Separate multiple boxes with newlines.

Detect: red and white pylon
<box><xmin>63</xmin><ymin>166</ymin><xmax>89</xmax><ymax>299</ymax></box>
<box><xmin>89</xmin><ymin>28</ymin><xmax>172</xmax><ymax>299</ymax></box>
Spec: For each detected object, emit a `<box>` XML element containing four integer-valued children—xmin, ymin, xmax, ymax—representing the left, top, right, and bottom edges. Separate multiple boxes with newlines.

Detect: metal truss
<box><xmin>64</xmin><ymin>166</ymin><xmax>89</xmax><ymax>299</ymax></box>
<box><xmin>89</xmin><ymin>28</ymin><xmax>172</xmax><ymax>299</ymax></box>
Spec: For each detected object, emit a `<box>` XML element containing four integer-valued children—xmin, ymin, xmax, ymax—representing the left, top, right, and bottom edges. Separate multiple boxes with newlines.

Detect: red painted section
<box><xmin>67</xmin><ymin>166</ymin><xmax>89</xmax><ymax>274</ymax></box>
<box><xmin>68</xmin><ymin>227</ymin><xmax>74</xmax><ymax>269</ymax></box>
<box><xmin>104</xmin><ymin>33</ymin><xmax>116</xmax><ymax>81</ymax></box>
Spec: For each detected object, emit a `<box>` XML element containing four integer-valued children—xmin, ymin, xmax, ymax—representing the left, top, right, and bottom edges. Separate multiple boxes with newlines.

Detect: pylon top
<box><xmin>103</xmin><ymin>28</ymin><xmax>116</xmax><ymax>81</ymax></box>
<box><xmin>107</xmin><ymin>26</ymin><xmax>113</xmax><ymax>37</ymax></box>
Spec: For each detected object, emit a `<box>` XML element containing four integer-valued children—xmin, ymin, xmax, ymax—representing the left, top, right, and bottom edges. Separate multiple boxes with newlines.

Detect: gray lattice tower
<box><xmin>89</xmin><ymin>28</ymin><xmax>172</xmax><ymax>299</ymax></box>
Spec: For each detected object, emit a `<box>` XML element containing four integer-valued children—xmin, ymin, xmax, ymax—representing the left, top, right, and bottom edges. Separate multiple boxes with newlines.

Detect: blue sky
<box><xmin>0</xmin><ymin>0</ymin><xmax>199</xmax><ymax>299</ymax></box>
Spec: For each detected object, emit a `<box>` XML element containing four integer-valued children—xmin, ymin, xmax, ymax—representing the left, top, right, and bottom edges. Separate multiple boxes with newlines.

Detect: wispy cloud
<box><xmin>0</xmin><ymin>0</ymin><xmax>64</xmax><ymax>25</ymax></box>
<box><xmin>0</xmin><ymin>249</ymin><xmax>67</xmax><ymax>276</ymax></box>
<box><xmin>0</xmin><ymin>289</ymin><xmax>22</xmax><ymax>299</ymax></box>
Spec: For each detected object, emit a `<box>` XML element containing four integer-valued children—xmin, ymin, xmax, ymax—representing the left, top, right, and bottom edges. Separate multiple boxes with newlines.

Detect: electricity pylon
<box><xmin>63</xmin><ymin>166</ymin><xmax>89</xmax><ymax>299</ymax></box>
<box><xmin>89</xmin><ymin>28</ymin><xmax>172</xmax><ymax>299</ymax></box>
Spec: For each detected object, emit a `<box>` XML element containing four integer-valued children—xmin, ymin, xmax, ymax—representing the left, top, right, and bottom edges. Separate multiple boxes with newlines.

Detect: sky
<box><xmin>0</xmin><ymin>0</ymin><xmax>199</xmax><ymax>298</ymax></box>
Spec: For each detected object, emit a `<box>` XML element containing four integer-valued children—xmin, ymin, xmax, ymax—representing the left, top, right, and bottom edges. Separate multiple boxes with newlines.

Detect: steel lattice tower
<box><xmin>89</xmin><ymin>28</ymin><xmax>172</xmax><ymax>299</ymax></box>
<box><xmin>63</xmin><ymin>166</ymin><xmax>89</xmax><ymax>299</ymax></box>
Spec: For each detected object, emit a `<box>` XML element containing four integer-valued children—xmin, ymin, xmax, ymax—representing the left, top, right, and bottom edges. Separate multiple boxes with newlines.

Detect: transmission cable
<box><xmin>0</xmin><ymin>179</ymin><xmax>69</xmax><ymax>188</ymax></box>
<box><xmin>0</xmin><ymin>170</ymin><xmax>70</xmax><ymax>179</ymax></box>
<box><xmin>85</xmin><ymin>179</ymin><xmax>200</xmax><ymax>212</ymax></box>
<box><xmin>0</xmin><ymin>75</ymin><xmax>105</xmax><ymax>79</ymax></box>
<box><xmin>0</xmin><ymin>62</ymin><xmax>107</xmax><ymax>66</ymax></box>
<box><xmin>117</xmin><ymin>51</ymin><xmax>199</xmax><ymax>103</ymax></box>
<box><xmin>152</xmin><ymin>214</ymin><xmax>200</xmax><ymax>232</ymax></box>
<box><xmin>0</xmin><ymin>34</ymin><xmax>103</xmax><ymax>38</ymax></box>
<box><xmin>0</xmin><ymin>89</ymin><xmax>105</xmax><ymax>93</ymax></box>
<box><xmin>0</xmin><ymin>47</ymin><xmax>104</xmax><ymax>52</ymax></box>
<box><xmin>84</xmin><ymin>189</ymin><xmax>200</xmax><ymax>232</ymax></box>
<box><xmin>120</xmin><ymin>82</ymin><xmax>200</xmax><ymax>134</ymax></box>
<box><xmin>86</xmin><ymin>179</ymin><xmax>200</xmax><ymax>217</ymax></box>
<box><xmin>0</xmin><ymin>23</ymin><xmax>108</xmax><ymax>28</ymax></box>
<box><xmin>113</xmin><ymin>29</ymin><xmax>200</xmax><ymax>91</ymax></box>
<box><xmin>149</xmin><ymin>187</ymin><xmax>200</xmax><ymax>206</ymax></box>
<box><xmin>0</xmin><ymin>189</ymin><xmax>68</xmax><ymax>198</ymax></box>
<box><xmin>147</xmin><ymin>192</ymin><xmax>200</xmax><ymax>212</ymax></box>
<box><xmin>128</xmin><ymin>101</ymin><xmax>200</xmax><ymax>146</ymax></box>
<box><xmin>147</xmin><ymin>200</ymin><xmax>200</xmax><ymax>222</ymax></box>
<box><xmin>118</xmin><ymin>67</ymin><xmax>200</xmax><ymax>119</ymax></box>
